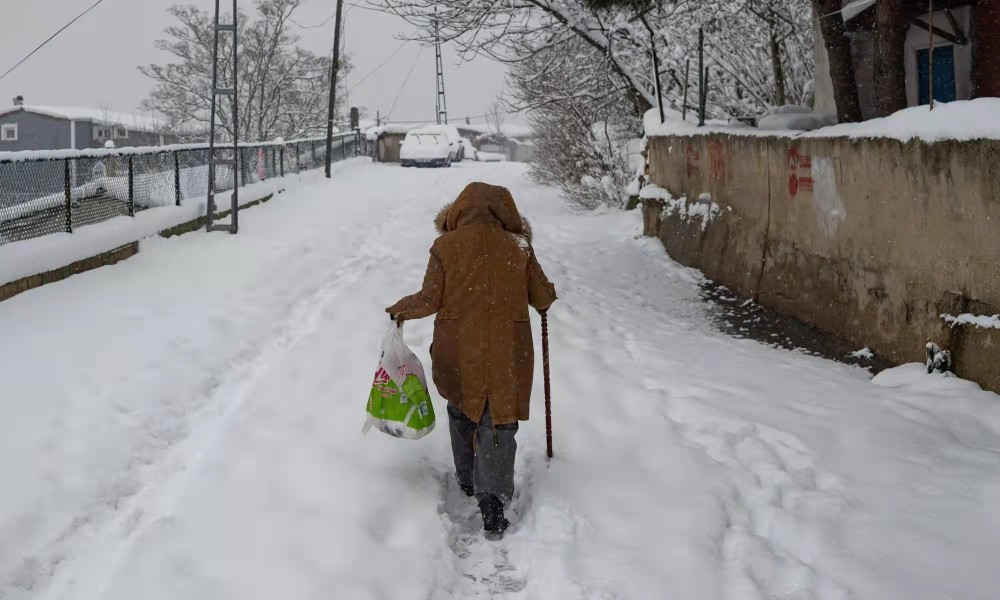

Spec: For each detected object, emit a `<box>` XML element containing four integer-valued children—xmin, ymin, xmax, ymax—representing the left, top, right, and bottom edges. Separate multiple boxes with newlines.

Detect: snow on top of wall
<box><xmin>0</xmin><ymin>105</ymin><xmax>170</xmax><ymax>132</ymax></box>
<box><xmin>645</xmin><ymin>99</ymin><xmax>1000</xmax><ymax>143</ymax></box>
<box><xmin>801</xmin><ymin>99</ymin><xmax>1000</xmax><ymax>142</ymax></box>
<box><xmin>842</xmin><ymin>0</ymin><xmax>875</xmax><ymax>22</ymax></box>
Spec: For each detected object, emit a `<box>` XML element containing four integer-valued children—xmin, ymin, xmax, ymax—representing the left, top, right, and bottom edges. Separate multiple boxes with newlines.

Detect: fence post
<box><xmin>174</xmin><ymin>151</ymin><xmax>181</xmax><ymax>206</ymax></box>
<box><xmin>311</xmin><ymin>140</ymin><xmax>316</xmax><ymax>168</ymax></box>
<box><xmin>240</xmin><ymin>146</ymin><xmax>249</xmax><ymax>187</ymax></box>
<box><xmin>127</xmin><ymin>156</ymin><xmax>135</xmax><ymax>217</ymax></box>
<box><xmin>342</xmin><ymin>135</ymin><xmax>347</xmax><ymax>160</ymax></box>
<box><xmin>295</xmin><ymin>142</ymin><xmax>301</xmax><ymax>173</ymax></box>
<box><xmin>64</xmin><ymin>159</ymin><xmax>73</xmax><ymax>233</ymax></box>
<box><xmin>280</xmin><ymin>145</ymin><xmax>285</xmax><ymax>177</ymax></box>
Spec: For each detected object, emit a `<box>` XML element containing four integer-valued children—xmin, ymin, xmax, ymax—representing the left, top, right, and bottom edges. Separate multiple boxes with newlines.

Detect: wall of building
<box><xmin>0</xmin><ymin>112</ymin><xmax>72</xmax><ymax>152</ymax></box>
<box><xmin>643</xmin><ymin>132</ymin><xmax>1000</xmax><ymax>392</ymax></box>
<box><xmin>903</xmin><ymin>6</ymin><xmax>974</xmax><ymax>106</ymax></box>
<box><xmin>974</xmin><ymin>1</ymin><xmax>1000</xmax><ymax>97</ymax></box>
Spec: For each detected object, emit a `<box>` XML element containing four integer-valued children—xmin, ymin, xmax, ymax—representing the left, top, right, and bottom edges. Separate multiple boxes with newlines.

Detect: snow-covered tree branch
<box><xmin>140</xmin><ymin>0</ymin><xmax>350</xmax><ymax>142</ymax></box>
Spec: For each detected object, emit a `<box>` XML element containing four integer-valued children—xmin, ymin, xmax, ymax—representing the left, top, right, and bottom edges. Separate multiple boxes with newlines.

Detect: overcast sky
<box><xmin>0</xmin><ymin>0</ymin><xmax>514</xmax><ymax>127</ymax></box>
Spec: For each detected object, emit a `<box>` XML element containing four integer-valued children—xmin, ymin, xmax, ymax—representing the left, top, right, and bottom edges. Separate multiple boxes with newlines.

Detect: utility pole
<box><xmin>325</xmin><ymin>0</ymin><xmax>345</xmax><ymax>178</ymax></box>
<box><xmin>434</xmin><ymin>15</ymin><xmax>448</xmax><ymax>125</ymax></box>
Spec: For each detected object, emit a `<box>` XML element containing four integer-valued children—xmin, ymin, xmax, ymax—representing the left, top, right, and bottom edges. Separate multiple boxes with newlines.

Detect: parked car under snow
<box><xmin>400</xmin><ymin>132</ymin><xmax>452</xmax><ymax>168</ymax></box>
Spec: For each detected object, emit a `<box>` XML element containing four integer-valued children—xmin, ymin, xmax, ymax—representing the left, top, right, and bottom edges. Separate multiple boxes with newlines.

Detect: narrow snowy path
<box><xmin>3</xmin><ymin>161</ymin><xmax>1000</xmax><ymax>600</ymax></box>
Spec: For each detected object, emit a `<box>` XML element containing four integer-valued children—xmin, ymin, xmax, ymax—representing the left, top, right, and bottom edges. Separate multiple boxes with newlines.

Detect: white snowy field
<box><xmin>2</xmin><ymin>161</ymin><xmax>1000</xmax><ymax>600</ymax></box>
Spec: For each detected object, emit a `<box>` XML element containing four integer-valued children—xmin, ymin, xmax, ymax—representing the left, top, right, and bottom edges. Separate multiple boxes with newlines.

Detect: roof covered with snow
<box><xmin>455</xmin><ymin>123</ymin><xmax>534</xmax><ymax>139</ymax></box>
<box><xmin>0</xmin><ymin>105</ymin><xmax>170</xmax><ymax>133</ymax></box>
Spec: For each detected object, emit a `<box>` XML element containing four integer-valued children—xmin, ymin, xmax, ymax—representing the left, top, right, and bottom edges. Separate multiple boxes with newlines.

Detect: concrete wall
<box><xmin>643</xmin><ymin>133</ymin><xmax>1000</xmax><ymax>392</ymax></box>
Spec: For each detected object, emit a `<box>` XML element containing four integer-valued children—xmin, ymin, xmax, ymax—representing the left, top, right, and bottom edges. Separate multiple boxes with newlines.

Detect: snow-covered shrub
<box><xmin>510</xmin><ymin>38</ymin><xmax>643</xmax><ymax>211</ymax></box>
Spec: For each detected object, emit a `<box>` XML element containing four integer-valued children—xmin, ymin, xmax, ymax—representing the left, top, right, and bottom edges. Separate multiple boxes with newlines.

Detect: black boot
<box><xmin>478</xmin><ymin>495</ymin><xmax>510</xmax><ymax>540</ymax></box>
<box><xmin>459</xmin><ymin>482</ymin><xmax>475</xmax><ymax>497</ymax></box>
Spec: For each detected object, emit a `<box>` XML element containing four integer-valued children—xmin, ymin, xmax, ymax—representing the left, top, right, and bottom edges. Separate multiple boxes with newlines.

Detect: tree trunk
<box><xmin>874</xmin><ymin>0</ymin><xmax>909</xmax><ymax>116</ymax></box>
<box><xmin>814</xmin><ymin>0</ymin><xmax>863</xmax><ymax>122</ymax></box>
<box><xmin>770</xmin><ymin>32</ymin><xmax>787</xmax><ymax>106</ymax></box>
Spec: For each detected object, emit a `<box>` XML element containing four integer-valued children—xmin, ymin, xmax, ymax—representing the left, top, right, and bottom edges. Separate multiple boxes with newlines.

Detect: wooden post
<box><xmin>682</xmin><ymin>59</ymin><xmax>691</xmax><ymax>121</ymax></box>
<box><xmin>698</xmin><ymin>27</ymin><xmax>706</xmax><ymax>126</ymax></box>
<box><xmin>928</xmin><ymin>0</ymin><xmax>935</xmax><ymax>110</ymax></box>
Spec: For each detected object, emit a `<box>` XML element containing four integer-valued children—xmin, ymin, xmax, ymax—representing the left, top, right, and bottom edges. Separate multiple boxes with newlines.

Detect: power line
<box><xmin>386</xmin><ymin>47</ymin><xmax>424</xmax><ymax>119</ymax></box>
<box><xmin>348</xmin><ymin>40</ymin><xmax>408</xmax><ymax>92</ymax></box>
<box><xmin>0</xmin><ymin>0</ymin><xmax>110</xmax><ymax>83</ymax></box>
<box><xmin>292</xmin><ymin>4</ymin><xmax>355</xmax><ymax>29</ymax></box>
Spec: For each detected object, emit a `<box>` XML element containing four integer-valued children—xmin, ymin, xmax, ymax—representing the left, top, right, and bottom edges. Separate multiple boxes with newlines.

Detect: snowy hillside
<box><xmin>2</xmin><ymin>162</ymin><xmax>999</xmax><ymax>599</ymax></box>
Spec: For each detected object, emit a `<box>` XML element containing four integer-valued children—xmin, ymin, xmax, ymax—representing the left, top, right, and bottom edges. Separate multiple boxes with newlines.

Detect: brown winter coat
<box><xmin>386</xmin><ymin>182</ymin><xmax>557</xmax><ymax>425</ymax></box>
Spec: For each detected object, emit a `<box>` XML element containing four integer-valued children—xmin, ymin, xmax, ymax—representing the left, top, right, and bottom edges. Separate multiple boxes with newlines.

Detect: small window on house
<box><xmin>94</xmin><ymin>127</ymin><xmax>108</xmax><ymax>140</ymax></box>
<box><xmin>1</xmin><ymin>123</ymin><xmax>17</xmax><ymax>142</ymax></box>
<box><xmin>114</xmin><ymin>126</ymin><xmax>129</xmax><ymax>140</ymax></box>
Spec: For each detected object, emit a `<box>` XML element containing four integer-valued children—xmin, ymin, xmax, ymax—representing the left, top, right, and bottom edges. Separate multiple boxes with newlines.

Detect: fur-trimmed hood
<box><xmin>434</xmin><ymin>182</ymin><xmax>532</xmax><ymax>242</ymax></box>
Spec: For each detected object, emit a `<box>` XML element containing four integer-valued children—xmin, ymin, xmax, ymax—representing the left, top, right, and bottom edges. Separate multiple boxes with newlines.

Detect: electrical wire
<box><xmin>348</xmin><ymin>40</ymin><xmax>408</xmax><ymax>92</ymax></box>
<box><xmin>386</xmin><ymin>47</ymin><xmax>424</xmax><ymax>119</ymax></box>
<box><xmin>0</xmin><ymin>0</ymin><xmax>110</xmax><ymax>83</ymax></box>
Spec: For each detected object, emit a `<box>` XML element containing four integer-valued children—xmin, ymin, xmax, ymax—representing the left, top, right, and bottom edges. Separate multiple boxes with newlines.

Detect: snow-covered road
<box><xmin>3</xmin><ymin>161</ymin><xmax>1000</xmax><ymax>600</ymax></box>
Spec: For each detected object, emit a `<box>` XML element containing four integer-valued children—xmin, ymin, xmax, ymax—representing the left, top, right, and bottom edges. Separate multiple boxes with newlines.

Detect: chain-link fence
<box><xmin>0</xmin><ymin>132</ymin><xmax>369</xmax><ymax>245</ymax></box>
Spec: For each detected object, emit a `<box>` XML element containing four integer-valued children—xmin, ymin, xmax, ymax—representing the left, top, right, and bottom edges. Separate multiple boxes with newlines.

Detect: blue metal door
<box><xmin>917</xmin><ymin>45</ymin><xmax>957</xmax><ymax>105</ymax></box>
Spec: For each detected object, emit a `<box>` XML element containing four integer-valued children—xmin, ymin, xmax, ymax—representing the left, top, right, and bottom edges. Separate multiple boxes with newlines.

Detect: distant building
<box><xmin>0</xmin><ymin>98</ymin><xmax>180</xmax><ymax>152</ymax></box>
<box><xmin>815</xmin><ymin>0</ymin><xmax>1000</xmax><ymax>120</ymax></box>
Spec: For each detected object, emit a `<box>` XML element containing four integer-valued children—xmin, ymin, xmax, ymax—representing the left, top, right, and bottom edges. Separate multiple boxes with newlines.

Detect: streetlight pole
<box><xmin>325</xmin><ymin>0</ymin><xmax>345</xmax><ymax>178</ymax></box>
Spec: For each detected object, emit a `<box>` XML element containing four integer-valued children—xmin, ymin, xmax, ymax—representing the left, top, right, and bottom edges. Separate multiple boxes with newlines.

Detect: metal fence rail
<box><xmin>0</xmin><ymin>132</ymin><xmax>370</xmax><ymax>245</ymax></box>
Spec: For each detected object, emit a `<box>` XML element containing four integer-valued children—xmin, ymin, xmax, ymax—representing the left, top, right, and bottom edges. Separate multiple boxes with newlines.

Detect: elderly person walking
<box><xmin>387</xmin><ymin>182</ymin><xmax>557</xmax><ymax>539</ymax></box>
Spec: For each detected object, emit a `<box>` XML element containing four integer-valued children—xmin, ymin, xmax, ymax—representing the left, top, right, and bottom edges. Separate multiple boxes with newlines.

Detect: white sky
<box><xmin>0</xmin><ymin>0</ymin><xmax>514</xmax><ymax>128</ymax></box>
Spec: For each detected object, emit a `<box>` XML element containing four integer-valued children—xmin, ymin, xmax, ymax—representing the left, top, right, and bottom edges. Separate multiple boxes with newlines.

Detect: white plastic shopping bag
<box><xmin>363</xmin><ymin>324</ymin><xmax>436</xmax><ymax>439</ymax></box>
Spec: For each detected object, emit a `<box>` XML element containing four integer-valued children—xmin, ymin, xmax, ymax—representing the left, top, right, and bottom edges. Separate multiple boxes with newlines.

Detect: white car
<box><xmin>460</xmin><ymin>137</ymin><xmax>477</xmax><ymax>161</ymax></box>
<box><xmin>400</xmin><ymin>132</ymin><xmax>452</xmax><ymax>168</ymax></box>
<box><xmin>411</xmin><ymin>124</ymin><xmax>463</xmax><ymax>162</ymax></box>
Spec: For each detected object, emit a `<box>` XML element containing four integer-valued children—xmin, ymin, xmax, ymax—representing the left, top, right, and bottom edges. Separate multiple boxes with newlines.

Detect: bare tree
<box><xmin>811</xmin><ymin>0</ymin><xmax>863</xmax><ymax>122</ymax></box>
<box><xmin>487</xmin><ymin>101</ymin><xmax>506</xmax><ymax>136</ymax></box>
<box><xmin>510</xmin><ymin>37</ymin><xmax>640</xmax><ymax>210</ymax></box>
<box><xmin>874</xmin><ymin>0</ymin><xmax>908</xmax><ymax>116</ymax></box>
<box><xmin>140</xmin><ymin>1</ymin><xmax>350</xmax><ymax>142</ymax></box>
<box><xmin>370</xmin><ymin>0</ymin><xmax>815</xmax><ymax>119</ymax></box>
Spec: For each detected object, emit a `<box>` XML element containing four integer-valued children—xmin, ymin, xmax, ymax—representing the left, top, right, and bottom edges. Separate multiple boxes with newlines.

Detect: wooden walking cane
<box><xmin>542</xmin><ymin>311</ymin><xmax>553</xmax><ymax>460</ymax></box>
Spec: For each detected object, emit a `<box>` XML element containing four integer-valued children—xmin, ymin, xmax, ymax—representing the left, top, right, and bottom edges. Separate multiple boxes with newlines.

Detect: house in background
<box><xmin>815</xmin><ymin>0</ymin><xmax>1000</xmax><ymax>120</ymax></box>
<box><xmin>0</xmin><ymin>97</ymin><xmax>180</xmax><ymax>152</ymax></box>
<box><xmin>456</xmin><ymin>123</ymin><xmax>535</xmax><ymax>162</ymax></box>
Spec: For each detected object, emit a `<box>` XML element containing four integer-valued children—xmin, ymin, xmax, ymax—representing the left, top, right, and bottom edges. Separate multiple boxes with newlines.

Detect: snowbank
<box><xmin>757</xmin><ymin>105</ymin><xmax>837</xmax><ymax>132</ymax></box>
<box><xmin>801</xmin><ymin>98</ymin><xmax>1000</xmax><ymax>142</ymax></box>
<box><xmin>645</xmin><ymin>99</ymin><xmax>1000</xmax><ymax>142</ymax></box>
<box><xmin>475</xmin><ymin>151</ymin><xmax>505</xmax><ymax>162</ymax></box>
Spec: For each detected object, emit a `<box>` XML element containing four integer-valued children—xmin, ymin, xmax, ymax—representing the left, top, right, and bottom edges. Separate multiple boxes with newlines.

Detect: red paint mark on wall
<box><xmin>787</xmin><ymin>147</ymin><xmax>812</xmax><ymax>197</ymax></box>
<box><xmin>708</xmin><ymin>139</ymin><xmax>730</xmax><ymax>184</ymax></box>
<box><xmin>686</xmin><ymin>144</ymin><xmax>700</xmax><ymax>177</ymax></box>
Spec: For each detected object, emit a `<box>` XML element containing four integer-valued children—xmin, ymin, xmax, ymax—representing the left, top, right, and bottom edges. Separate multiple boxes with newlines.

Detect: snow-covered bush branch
<box><xmin>510</xmin><ymin>38</ymin><xmax>641</xmax><ymax>210</ymax></box>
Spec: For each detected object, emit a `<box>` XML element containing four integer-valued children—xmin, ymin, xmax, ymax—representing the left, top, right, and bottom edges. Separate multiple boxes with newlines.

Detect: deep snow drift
<box><xmin>2</xmin><ymin>161</ymin><xmax>1000</xmax><ymax>600</ymax></box>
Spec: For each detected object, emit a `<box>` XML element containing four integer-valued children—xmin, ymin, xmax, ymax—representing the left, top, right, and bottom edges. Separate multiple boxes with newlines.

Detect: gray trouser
<box><xmin>448</xmin><ymin>402</ymin><xmax>518</xmax><ymax>505</ymax></box>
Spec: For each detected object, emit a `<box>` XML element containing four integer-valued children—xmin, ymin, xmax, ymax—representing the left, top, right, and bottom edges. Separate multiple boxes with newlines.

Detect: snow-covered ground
<box><xmin>2</xmin><ymin>161</ymin><xmax>1000</xmax><ymax>600</ymax></box>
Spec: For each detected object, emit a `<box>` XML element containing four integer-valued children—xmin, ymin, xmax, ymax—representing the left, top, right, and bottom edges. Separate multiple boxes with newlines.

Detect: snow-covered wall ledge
<box><xmin>0</xmin><ymin>159</ymin><xmax>370</xmax><ymax>302</ymax></box>
<box><xmin>641</xmin><ymin>129</ymin><xmax>1000</xmax><ymax>394</ymax></box>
